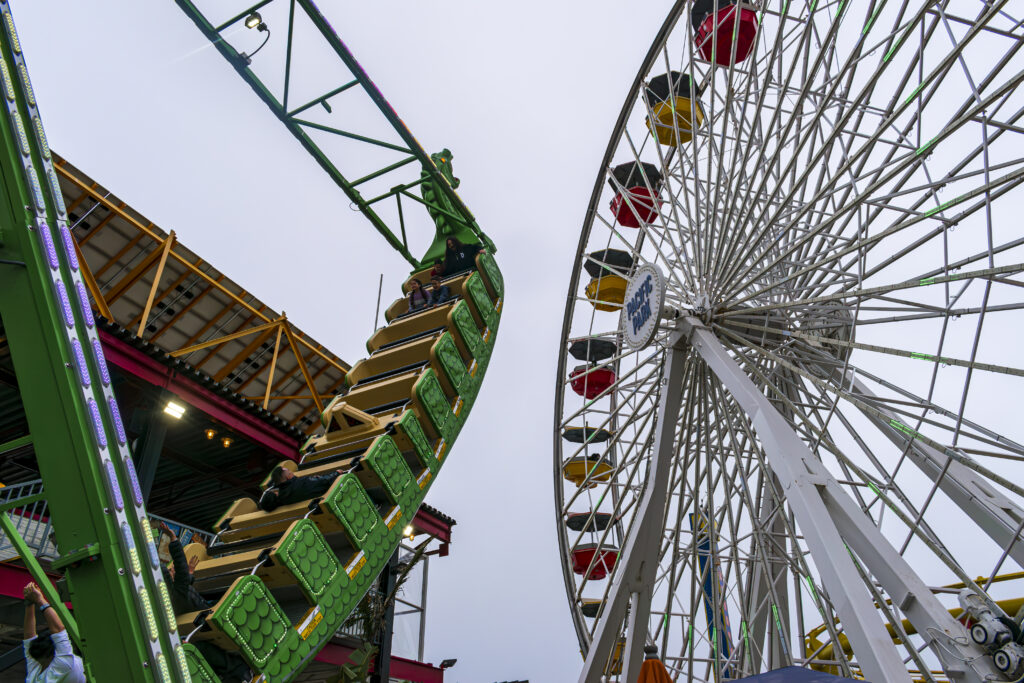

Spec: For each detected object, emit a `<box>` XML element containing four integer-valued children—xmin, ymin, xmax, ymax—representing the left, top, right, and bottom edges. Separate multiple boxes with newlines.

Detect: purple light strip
<box><xmin>92</xmin><ymin>339</ymin><xmax>110</xmax><ymax>386</ymax></box>
<box><xmin>108</xmin><ymin>397</ymin><xmax>127</xmax><ymax>445</ymax></box>
<box><xmin>105</xmin><ymin>461</ymin><xmax>123</xmax><ymax>511</ymax></box>
<box><xmin>87</xmin><ymin>398</ymin><xmax>106</xmax><ymax>448</ymax></box>
<box><xmin>75</xmin><ymin>281</ymin><xmax>94</xmax><ymax>328</ymax></box>
<box><xmin>36</xmin><ymin>221</ymin><xmax>57</xmax><ymax>270</ymax></box>
<box><xmin>60</xmin><ymin>225</ymin><xmax>78</xmax><ymax>270</ymax></box>
<box><xmin>125</xmin><ymin>457</ymin><xmax>143</xmax><ymax>507</ymax></box>
<box><xmin>55</xmin><ymin>281</ymin><xmax>73</xmax><ymax>327</ymax></box>
<box><xmin>71</xmin><ymin>339</ymin><xmax>89</xmax><ymax>387</ymax></box>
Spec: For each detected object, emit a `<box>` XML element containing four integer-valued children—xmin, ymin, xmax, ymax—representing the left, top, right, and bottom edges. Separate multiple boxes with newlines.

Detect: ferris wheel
<box><xmin>554</xmin><ymin>2</ymin><xmax>1024</xmax><ymax>682</ymax></box>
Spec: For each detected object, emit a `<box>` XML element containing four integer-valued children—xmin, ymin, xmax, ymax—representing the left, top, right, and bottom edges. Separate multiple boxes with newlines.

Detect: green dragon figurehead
<box><xmin>431</xmin><ymin>149</ymin><xmax>460</xmax><ymax>189</ymax></box>
<box><xmin>419</xmin><ymin>148</ymin><xmax>494</xmax><ymax>267</ymax></box>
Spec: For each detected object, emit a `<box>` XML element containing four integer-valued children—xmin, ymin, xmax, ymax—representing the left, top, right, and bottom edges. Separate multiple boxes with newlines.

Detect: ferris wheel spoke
<box><xmin>718</xmin><ymin>331</ymin><xmax>1021</xmax><ymax>572</ymax></box>
<box><xmin>785</xmin><ymin>341</ymin><xmax>1024</xmax><ymax>463</ymax></box>
<box><xmin>763</xmin><ymin>82</ymin><xmax>1024</xmax><ymax>303</ymax></box>
<box><xmin>721</xmin><ymin>6</ymin><xmax>1019</xmax><ymax>300</ymax></box>
<box><xmin>703</xmin><ymin>4</ymin><xmax>833</xmax><ymax>286</ymax></box>
<box><xmin>736</xmin><ymin>332</ymin><xmax>1024</xmax><ymax>505</ymax></box>
<box><xmin>718</xmin><ymin>260</ymin><xmax>1024</xmax><ymax>321</ymax></box>
<box><xmin>723</xmin><ymin>314</ymin><xmax>1024</xmax><ymax>380</ymax></box>
<box><xmin>714</xmin><ymin>4</ymin><xmax>930</xmax><ymax>292</ymax></box>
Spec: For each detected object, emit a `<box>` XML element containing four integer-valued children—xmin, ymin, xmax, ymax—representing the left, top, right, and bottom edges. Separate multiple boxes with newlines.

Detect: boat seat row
<box><xmin>179</xmin><ymin>252</ymin><xmax>503</xmax><ymax>682</ymax></box>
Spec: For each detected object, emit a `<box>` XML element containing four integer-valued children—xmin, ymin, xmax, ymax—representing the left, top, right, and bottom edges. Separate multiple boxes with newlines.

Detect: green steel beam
<box><xmin>0</xmin><ymin>491</ymin><xmax>44</xmax><ymax>512</ymax></box>
<box><xmin>172</xmin><ymin>0</ymin><xmax>495</xmax><ymax>268</ymax></box>
<box><xmin>0</xmin><ymin>433</ymin><xmax>30</xmax><ymax>456</ymax></box>
<box><xmin>0</xmin><ymin>4</ymin><xmax>190</xmax><ymax>680</ymax></box>
<box><xmin>0</xmin><ymin>512</ymin><xmax>79</xmax><ymax>648</ymax></box>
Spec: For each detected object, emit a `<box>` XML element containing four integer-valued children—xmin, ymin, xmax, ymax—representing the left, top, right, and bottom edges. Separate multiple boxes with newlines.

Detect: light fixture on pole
<box><xmin>163</xmin><ymin>401</ymin><xmax>186</xmax><ymax>419</ymax></box>
<box><xmin>240</xmin><ymin>12</ymin><xmax>270</xmax><ymax>66</ymax></box>
<box><xmin>244</xmin><ymin>12</ymin><xmax>265</xmax><ymax>30</ymax></box>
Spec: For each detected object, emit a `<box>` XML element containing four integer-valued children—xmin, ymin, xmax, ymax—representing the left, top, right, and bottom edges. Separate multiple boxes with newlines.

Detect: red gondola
<box><xmin>570</xmin><ymin>365</ymin><xmax>615</xmax><ymax>400</ymax></box>
<box><xmin>572</xmin><ymin>543</ymin><xmax>619</xmax><ymax>581</ymax></box>
<box><xmin>692</xmin><ymin>0</ymin><xmax>758</xmax><ymax>67</ymax></box>
<box><xmin>609</xmin><ymin>162</ymin><xmax>663</xmax><ymax>228</ymax></box>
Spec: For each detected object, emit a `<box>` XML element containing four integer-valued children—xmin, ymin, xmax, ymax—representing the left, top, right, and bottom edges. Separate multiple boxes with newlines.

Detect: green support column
<box><xmin>0</xmin><ymin>3</ymin><xmax>189</xmax><ymax>680</ymax></box>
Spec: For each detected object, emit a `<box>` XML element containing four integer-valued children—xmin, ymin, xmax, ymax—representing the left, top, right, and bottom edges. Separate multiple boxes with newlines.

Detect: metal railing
<box><xmin>0</xmin><ymin>479</ymin><xmax>55</xmax><ymax>561</ymax></box>
<box><xmin>0</xmin><ymin>479</ymin><xmax>214</xmax><ymax>563</ymax></box>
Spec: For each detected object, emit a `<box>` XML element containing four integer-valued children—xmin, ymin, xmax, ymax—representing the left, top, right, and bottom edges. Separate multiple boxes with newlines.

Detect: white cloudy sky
<box><xmin>10</xmin><ymin>1</ymin><xmax>679</xmax><ymax>680</ymax></box>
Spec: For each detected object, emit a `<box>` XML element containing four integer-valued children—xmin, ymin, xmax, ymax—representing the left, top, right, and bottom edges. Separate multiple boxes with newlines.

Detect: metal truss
<box><xmin>173</xmin><ymin>0</ymin><xmax>493</xmax><ymax>267</ymax></box>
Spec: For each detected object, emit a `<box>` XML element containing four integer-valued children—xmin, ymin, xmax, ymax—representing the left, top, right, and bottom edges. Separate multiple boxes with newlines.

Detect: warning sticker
<box><xmin>345</xmin><ymin>550</ymin><xmax>366</xmax><ymax>579</ymax></box>
<box><xmin>296</xmin><ymin>606</ymin><xmax>322</xmax><ymax>640</ymax></box>
<box><xmin>384</xmin><ymin>506</ymin><xmax>402</xmax><ymax>530</ymax></box>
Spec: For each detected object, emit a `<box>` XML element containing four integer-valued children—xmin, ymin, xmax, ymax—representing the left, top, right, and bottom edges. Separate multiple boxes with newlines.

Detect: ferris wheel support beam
<box><xmin>840</xmin><ymin>371</ymin><xmax>1024</xmax><ymax>574</ymax></box>
<box><xmin>579</xmin><ymin>330</ymin><xmax>688</xmax><ymax>683</ymax></box>
<box><xmin>678</xmin><ymin>317</ymin><xmax>1001</xmax><ymax>683</ymax></box>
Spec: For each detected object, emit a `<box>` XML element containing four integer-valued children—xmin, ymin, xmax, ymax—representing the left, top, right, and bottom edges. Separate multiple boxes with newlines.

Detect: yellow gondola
<box><xmin>645</xmin><ymin>71</ymin><xmax>705</xmax><ymax>146</ymax></box>
<box><xmin>562</xmin><ymin>456</ymin><xmax>613</xmax><ymax>488</ymax></box>
<box><xmin>584</xmin><ymin>274</ymin><xmax>628</xmax><ymax>312</ymax></box>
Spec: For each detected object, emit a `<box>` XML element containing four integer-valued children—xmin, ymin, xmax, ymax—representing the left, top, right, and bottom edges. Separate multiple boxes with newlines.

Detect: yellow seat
<box><xmin>345</xmin><ymin>333</ymin><xmax>440</xmax><ymax>386</ymax></box>
<box><xmin>367</xmin><ymin>304</ymin><xmax>455</xmax><ymax>352</ymax></box>
<box><xmin>214</xmin><ymin>498</ymin><xmax>317</xmax><ymax>543</ymax></box>
<box><xmin>562</xmin><ymin>456</ymin><xmax>614</xmax><ymax>488</ymax></box>
<box><xmin>386</xmin><ymin>272</ymin><xmax>471</xmax><ymax>322</ymax></box>
<box><xmin>584</xmin><ymin>275</ymin><xmax>628</xmax><ymax>312</ymax></box>
<box><xmin>647</xmin><ymin>96</ymin><xmax>705</xmax><ymax>145</ymax></box>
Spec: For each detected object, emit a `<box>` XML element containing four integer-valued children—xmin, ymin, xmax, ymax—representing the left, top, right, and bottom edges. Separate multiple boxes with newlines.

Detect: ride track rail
<box><xmin>164</xmin><ymin>2</ymin><xmax>504</xmax><ymax>680</ymax></box>
<box><xmin>0</xmin><ymin>1</ymin><xmax>503</xmax><ymax>681</ymax></box>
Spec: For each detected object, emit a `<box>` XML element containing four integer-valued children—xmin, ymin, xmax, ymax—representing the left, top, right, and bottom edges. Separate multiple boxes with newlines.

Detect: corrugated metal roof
<box><xmin>55</xmin><ymin>153</ymin><xmax>349</xmax><ymax>435</ymax></box>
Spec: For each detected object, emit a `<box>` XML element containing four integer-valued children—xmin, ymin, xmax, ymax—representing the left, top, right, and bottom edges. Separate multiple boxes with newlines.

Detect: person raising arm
<box><xmin>22</xmin><ymin>582</ymin><xmax>84</xmax><ymax>683</ymax></box>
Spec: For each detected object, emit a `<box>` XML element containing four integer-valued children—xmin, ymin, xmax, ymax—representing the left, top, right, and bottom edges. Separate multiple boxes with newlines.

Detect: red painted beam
<box><xmin>412</xmin><ymin>507</ymin><xmax>452</xmax><ymax>544</ymax></box>
<box><xmin>314</xmin><ymin>642</ymin><xmax>444</xmax><ymax>683</ymax></box>
<box><xmin>0</xmin><ymin>562</ymin><xmax>61</xmax><ymax>601</ymax></box>
<box><xmin>99</xmin><ymin>330</ymin><xmax>300</xmax><ymax>459</ymax></box>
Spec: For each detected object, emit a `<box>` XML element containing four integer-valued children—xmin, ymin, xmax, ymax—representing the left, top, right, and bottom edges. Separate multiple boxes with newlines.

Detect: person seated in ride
<box><xmin>441</xmin><ymin>237</ymin><xmax>484</xmax><ymax>276</ymax></box>
<box><xmin>157</xmin><ymin>523</ymin><xmax>251</xmax><ymax>683</ymax></box>
<box><xmin>22</xmin><ymin>582</ymin><xmax>85</xmax><ymax>683</ymax></box>
<box><xmin>407</xmin><ymin>278</ymin><xmax>430</xmax><ymax>313</ymax></box>
<box><xmin>258</xmin><ymin>465</ymin><xmax>345</xmax><ymax>512</ymax></box>
<box><xmin>429</xmin><ymin>259</ymin><xmax>444</xmax><ymax>278</ymax></box>
<box><xmin>429</xmin><ymin>276</ymin><xmax>451</xmax><ymax>305</ymax></box>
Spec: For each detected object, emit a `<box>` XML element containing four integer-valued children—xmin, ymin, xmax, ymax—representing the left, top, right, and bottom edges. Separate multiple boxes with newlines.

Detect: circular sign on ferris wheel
<box><xmin>619</xmin><ymin>263</ymin><xmax>666</xmax><ymax>350</ymax></box>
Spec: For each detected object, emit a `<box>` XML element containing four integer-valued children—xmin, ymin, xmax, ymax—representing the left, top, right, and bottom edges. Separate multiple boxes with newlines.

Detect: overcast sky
<box><xmin>9</xmin><ymin>1</ymin><xmax>681</xmax><ymax>680</ymax></box>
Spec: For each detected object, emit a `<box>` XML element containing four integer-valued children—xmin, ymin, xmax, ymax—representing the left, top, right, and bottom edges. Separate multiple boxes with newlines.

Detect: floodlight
<box><xmin>163</xmin><ymin>401</ymin><xmax>185</xmax><ymax>419</ymax></box>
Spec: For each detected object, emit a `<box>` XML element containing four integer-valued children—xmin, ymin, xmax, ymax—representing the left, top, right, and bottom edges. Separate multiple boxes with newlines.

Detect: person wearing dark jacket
<box><xmin>158</xmin><ymin>523</ymin><xmax>250</xmax><ymax>683</ymax></box>
<box><xmin>441</xmin><ymin>238</ymin><xmax>484</xmax><ymax>276</ymax></box>
<box><xmin>429</xmin><ymin>276</ymin><xmax>452</xmax><ymax>306</ymax></box>
<box><xmin>258</xmin><ymin>466</ymin><xmax>344</xmax><ymax>512</ymax></box>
